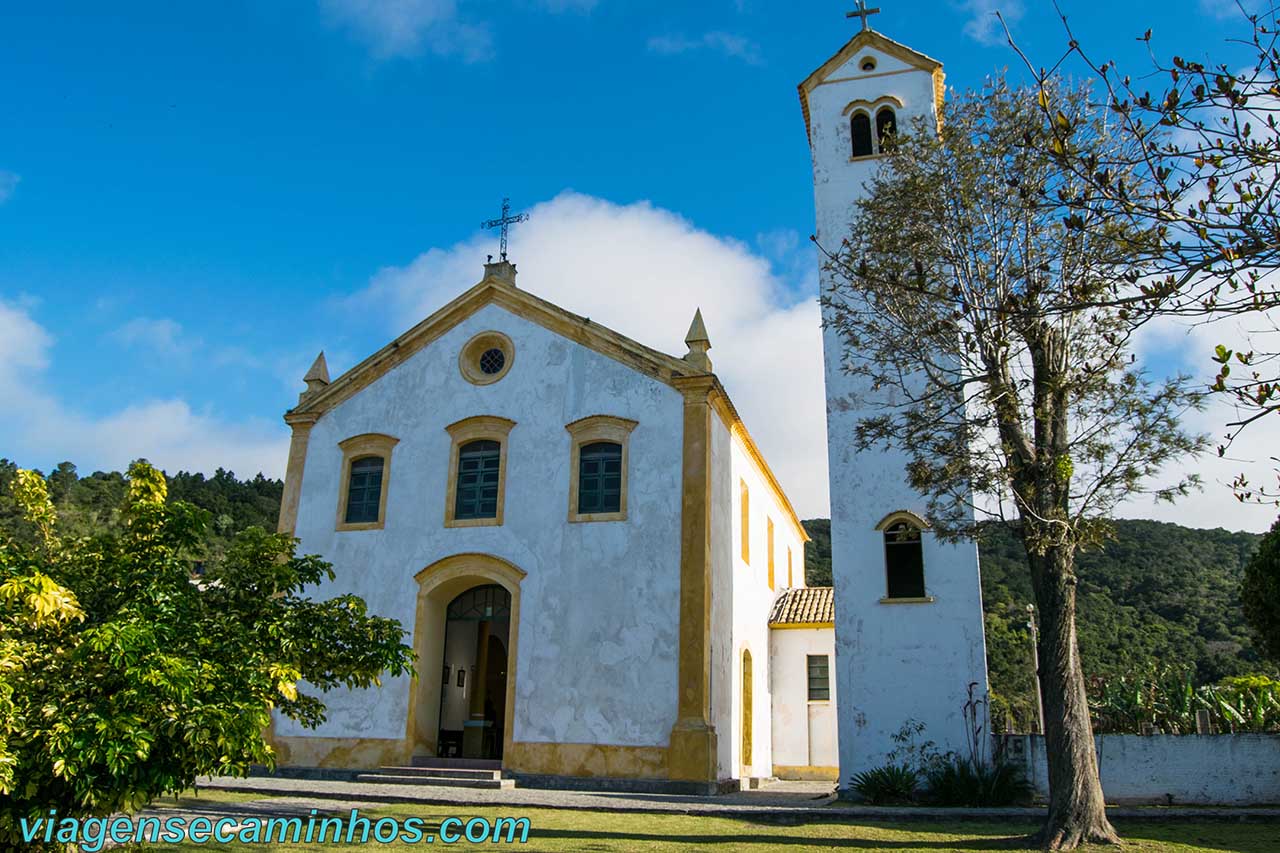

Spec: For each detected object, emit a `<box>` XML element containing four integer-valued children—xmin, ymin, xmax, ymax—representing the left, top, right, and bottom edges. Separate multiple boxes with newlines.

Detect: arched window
<box><xmin>344</xmin><ymin>456</ymin><xmax>384</xmax><ymax>524</ymax></box>
<box><xmin>444</xmin><ymin>416</ymin><xmax>516</xmax><ymax>528</ymax></box>
<box><xmin>565</xmin><ymin>415</ymin><xmax>637</xmax><ymax>522</ymax></box>
<box><xmin>883</xmin><ymin>521</ymin><xmax>925</xmax><ymax>599</ymax></box>
<box><xmin>455</xmin><ymin>440</ymin><xmax>501</xmax><ymax>520</ymax></box>
<box><xmin>335</xmin><ymin>432</ymin><xmax>398</xmax><ymax>531</ymax></box>
<box><xmin>577</xmin><ymin>441</ymin><xmax>623</xmax><ymax>515</ymax></box>
<box><xmin>876</xmin><ymin>107</ymin><xmax>897</xmax><ymax>150</ymax></box>
<box><xmin>851</xmin><ymin>111</ymin><xmax>874</xmax><ymax>158</ymax></box>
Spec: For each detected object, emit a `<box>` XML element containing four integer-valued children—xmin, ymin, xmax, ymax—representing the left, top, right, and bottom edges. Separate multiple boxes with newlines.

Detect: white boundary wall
<box><xmin>1001</xmin><ymin>734</ymin><xmax>1280</xmax><ymax>805</ymax></box>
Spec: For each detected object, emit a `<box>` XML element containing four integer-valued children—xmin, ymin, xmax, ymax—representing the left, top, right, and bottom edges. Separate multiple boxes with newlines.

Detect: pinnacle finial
<box><xmin>303</xmin><ymin>351</ymin><xmax>330</xmax><ymax>396</ymax></box>
<box><xmin>685</xmin><ymin>308</ymin><xmax>711</xmax><ymax>347</ymax></box>
<box><xmin>683</xmin><ymin>308</ymin><xmax>713</xmax><ymax>373</ymax></box>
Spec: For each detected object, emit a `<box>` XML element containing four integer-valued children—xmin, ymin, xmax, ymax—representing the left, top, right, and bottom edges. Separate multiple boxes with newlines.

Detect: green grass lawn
<box><xmin>139</xmin><ymin>792</ymin><xmax>1280</xmax><ymax>853</ymax></box>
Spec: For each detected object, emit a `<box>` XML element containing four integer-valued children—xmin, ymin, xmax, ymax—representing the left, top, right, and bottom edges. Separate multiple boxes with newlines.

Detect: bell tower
<box><xmin>799</xmin><ymin>20</ymin><xmax>990</xmax><ymax>788</ymax></box>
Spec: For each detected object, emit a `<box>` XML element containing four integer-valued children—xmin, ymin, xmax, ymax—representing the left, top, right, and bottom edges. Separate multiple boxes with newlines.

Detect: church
<box><xmin>269</xmin><ymin>17</ymin><xmax>987</xmax><ymax>795</ymax></box>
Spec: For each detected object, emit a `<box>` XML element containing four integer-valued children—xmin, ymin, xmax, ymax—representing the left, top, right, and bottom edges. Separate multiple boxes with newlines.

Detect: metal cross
<box><xmin>846</xmin><ymin>0</ymin><xmax>881</xmax><ymax>31</ymax></box>
<box><xmin>481</xmin><ymin>197</ymin><xmax>529</xmax><ymax>262</ymax></box>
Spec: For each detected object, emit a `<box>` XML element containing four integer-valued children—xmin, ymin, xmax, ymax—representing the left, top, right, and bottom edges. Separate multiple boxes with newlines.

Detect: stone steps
<box><xmin>355</xmin><ymin>758</ymin><xmax>514</xmax><ymax>790</ymax></box>
<box><xmin>355</xmin><ymin>772</ymin><xmax>514</xmax><ymax>790</ymax></box>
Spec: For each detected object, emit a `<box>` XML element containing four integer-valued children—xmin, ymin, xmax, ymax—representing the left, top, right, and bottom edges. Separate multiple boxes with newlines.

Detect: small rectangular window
<box><xmin>577</xmin><ymin>441</ymin><xmax>623</xmax><ymax>514</ymax></box>
<box><xmin>767</xmin><ymin>518</ymin><xmax>775</xmax><ymax>590</ymax></box>
<box><xmin>807</xmin><ymin>655</ymin><xmax>830</xmax><ymax>702</ymax></box>
<box><xmin>739</xmin><ymin>479</ymin><xmax>750</xmax><ymax>564</ymax></box>
<box><xmin>344</xmin><ymin>456</ymin><xmax>384</xmax><ymax>524</ymax></box>
<box><xmin>787</xmin><ymin>547</ymin><xmax>794</xmax><ymax>588</ymax></box>
<box><xmin>455</xmin><ymin>440</ymin><xmax>501</xmax><ymax>520</ymax></box>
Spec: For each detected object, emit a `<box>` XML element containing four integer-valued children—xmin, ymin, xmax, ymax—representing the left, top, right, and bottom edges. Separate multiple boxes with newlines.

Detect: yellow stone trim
<box><xmin>277</xmin><ymin>413</ymin><xmax>318</xmax><ymax>536</ymax></box>
<box><xmin>879</xmin><ymin>596</ymin><xmax>936</xmax><ymax>605</ymax></box>
<box><xmin>768</xmin><ymin>621</ymin><xmax>835</xmax><ymax>631</ymax></box>
<box><xmin>289</xmin><ymin>273</ymin><xmax>690</xmax><ymax>421</ymax></box>
<box><xmin>708</xmin><ymin>387</ymin><xmax>809</xmax><ymax>544</ymax></box>
<box><xmin>505</xmin><ymin>742</ymin><xmax>668</xmax><ymax>780</ymax></box>
<box><xmin>273</xmin><ymin>736</ymin><xmax>412</xmax><ymax>770</ymax></box>
<box><xmin>407</xmin><ymin>553</ymin><xmax>526</xmax><ymax>762</ymax></box>
<box><xmin>281</xmin><ymin>272</ymin><xmax>803</xmax><ymax>547</ymax></box>
<box><xmin>798</xmin><ymin>29</ymin><xmax>945</xmax><ymax>143</ymax></box>
<box><xmin>459</xmin><ymin>330</ymin><xmax>515</xmax><ymax>386</ymax></box>
<box><xmin>773</xmin><ymin>764</ymin><xmax>840</xmax><ymax>782</ymax></box>
<box><xmin>874</xmin><ymin>509</ymin><xmax>930</xmax><ymax>531</ymax></box>
<box><xmin>739</xmin><ymin>478</ymin><xmax>751</xmax><ymax>565</ymax></box>
<box><xmin>668</xmin><ymin>375</ymin><xmax>718</xmax><ymax>783</ymax></box>
<box><xmin>787</xmin><ymin>546</ymin><xmax>794</xmax><ymax>588</ymax></box>
<box><xmin>741</xmin><ymin>648</ymin><xmax>754</xmax><ymax>772</ymax></box>
<box><xmin>335</xmin><ymin>433</ymin><xmax>400</xmax><ymax>532</ymax></box>
<box><xmin>565</xmin><ymin>415</ymin><xmax>639</xmax><ymax>524</ymax></box>
<box><xmin>443</xmin><ymin>416</ymin><xmax>517</xmax><ymax>529</ymax></box>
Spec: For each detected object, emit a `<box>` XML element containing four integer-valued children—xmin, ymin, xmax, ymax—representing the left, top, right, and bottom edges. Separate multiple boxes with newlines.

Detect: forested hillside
<box><xmin>0</xmin><ymin>459</ymin><xmax>281</xmax><ymax>561</ymax></box>
<box><xmin>802</xmin><ymin>517</ymin><xmax>1275</xmax><ymax>727</ymax></box>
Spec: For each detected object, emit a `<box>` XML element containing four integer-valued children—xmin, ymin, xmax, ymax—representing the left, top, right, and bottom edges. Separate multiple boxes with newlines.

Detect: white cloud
<box><xmin>956</xmin><ymin>0</ymin><xmax>1022</xmax><ymax>47</ymax></box>
<box><xmin>0</xmin><ymin>171</ymin><xmax>19</xmax><ymax>205</ymax></box>
<box><xmin>347</xmin><ymin>190</ymin><xmax>828</xmax><ymax>517</ymax></box>
<box><xmin>111</xmin><ymin>316</ymin><xmax>189</xmax><ymax>356</ymax></box>
<box><xmin>0</xmin><ymin>300</ymin><xmax>287</xmax><ymax>479</ymax></box>
<box><xmin>346</xmin><ymin>190</ymin><xmax>1280</xmax><ymax>533</ymax></box>
<box><xmin>647</xmin><ymin>31</ymin><xmax>762</xmax><ymax>65</ymax></box>
<box><xmin>1121</xmin><ymin>313</ymin><xmax>1280</xmax><ymax>531</ymax></box>
<box><xmin>318</xmin><ymin>0</ymin><xmax>492</xmax><ymax>61</ymax></box>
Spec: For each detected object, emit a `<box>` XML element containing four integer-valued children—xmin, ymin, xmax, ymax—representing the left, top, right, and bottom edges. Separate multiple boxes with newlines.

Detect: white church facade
<box><xmin>270</xmin><ymin>21</ymin><xmax>987</xmax><ymax>795</ymax></box>
<box><xmin>271</xmin><ymin>260</ymin><xmax>830</xmax><ymax>791</ymax></box>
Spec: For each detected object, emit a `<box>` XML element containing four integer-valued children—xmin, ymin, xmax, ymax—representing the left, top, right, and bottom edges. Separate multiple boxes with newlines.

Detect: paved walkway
<box><xmin>197</xmin><ymin>776</ymin><xmax>1280</xmax><ymax>822</ymax></box>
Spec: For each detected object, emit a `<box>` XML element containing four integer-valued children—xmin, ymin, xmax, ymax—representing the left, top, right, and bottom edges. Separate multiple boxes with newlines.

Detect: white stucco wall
<box><xmin>1005</xmin><ymin>734</ymin><xmax>1280</xmax><ymax>805</ymax></box>
<box><xmin>807</xmin><ymin>39</ymin><xmax>990</xmax><ymax>784</ymax></box>
<box><xmin>276</xmin><ymin>300</ymin><xmax>686</xmax><ymax>749</ymax></box>
<box><xmin>770</xmin><ymin>627</ymin><xmax>838</xmax><ymax>773</ymax></box>
<box><xmin>709</xmin><ymin>408</ymin><xmax>809</xmax><ymax>781</ymax></box>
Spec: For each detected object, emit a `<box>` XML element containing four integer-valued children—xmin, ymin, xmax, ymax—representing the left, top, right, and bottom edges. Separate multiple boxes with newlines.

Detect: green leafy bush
<box><xmin>1089</xmin><ymin>667</ymin><xmax>1280</xmax><ymax>734</ymax></box>
<box><xmin>850</xmin><ymin>765</ymin><xmax>920</xmax><ymax>805</ymax></box>
<box><xmin>924</xmin><ymin>756</ymin><xmax>1034</xmax><ymax>807</ymax></box>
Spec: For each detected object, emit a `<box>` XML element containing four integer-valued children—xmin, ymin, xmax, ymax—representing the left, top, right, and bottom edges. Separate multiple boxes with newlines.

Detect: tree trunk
<box><xmin>1027</xmin><ymin>541</ymin><xmax>1121</xmax><ymax>849</ymax></box>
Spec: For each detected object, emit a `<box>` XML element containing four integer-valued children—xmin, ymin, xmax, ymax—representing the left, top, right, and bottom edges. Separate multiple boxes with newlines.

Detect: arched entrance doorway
<box><xmin>407</xmin><ymin>554</ymin><xmax>525</xmax><ymax>764</ymax></box>
<box><xmin>437</xmin><ymin>584</ymin><xmax>511</xmax><ymax>760</ymax></box>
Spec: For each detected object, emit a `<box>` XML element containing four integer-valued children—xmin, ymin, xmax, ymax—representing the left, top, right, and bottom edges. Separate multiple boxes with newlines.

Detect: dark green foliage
<box><xmin>804</xmin><ymin>516</ymin><xmax>1274</xmax><ymax>730</ymax></box>
<box><xmin>1242</xmin><ymin>517</ymin><xmax>1280</xmax><ymax>662</ymax></box>
<box><xmin>0</xmin><ymin>461</ymin><xmax>412</xmax><ymax>844</ymax></box>
<box><xmin>850</xmin><ymin>765</ymin><xmax>920</xmax><ymax>805</ymax></box>
<box><xmin>0</xmin><ymin>459</ymin><xmax>282</xmax><ymax>563</ymax></box>
<box><xmin>933</xmin><ymin>760</ymin><xmax>1032</xmax><ymax>807</ymax></box>
<box><xmin>923</xmin><ymin>756</ymin><xmax>1034</xmax><ymax>807</ymax></box>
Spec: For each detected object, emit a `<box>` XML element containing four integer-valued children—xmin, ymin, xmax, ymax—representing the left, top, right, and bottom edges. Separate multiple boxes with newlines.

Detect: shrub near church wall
<box><xmin>1000</xmin><ymin>734</ymin><xmax>1280</xmax><ymax>805</ymax></box>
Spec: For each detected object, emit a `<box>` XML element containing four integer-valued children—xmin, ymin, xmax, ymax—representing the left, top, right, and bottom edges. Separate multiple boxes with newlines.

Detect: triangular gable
<box><xmin>797</xmin><ymin>29</ymin><xmax>945</xmax><ymax>142</ymax></box>
<box><xmin>290</xmin><ymin>271</ymin><xmax>693</xmax><ymax>419</ymax></box>
<box><xmin>288</xmin><ymin>268</ymin><xmax>811</xmax><ymax>544</ymax></box>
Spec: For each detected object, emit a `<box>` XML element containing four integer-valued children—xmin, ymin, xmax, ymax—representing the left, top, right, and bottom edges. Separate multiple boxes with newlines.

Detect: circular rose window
<box><xmin>460</xmin><ymin>332</ymin><xmax>514</xmax><ymax>385</ymax></box>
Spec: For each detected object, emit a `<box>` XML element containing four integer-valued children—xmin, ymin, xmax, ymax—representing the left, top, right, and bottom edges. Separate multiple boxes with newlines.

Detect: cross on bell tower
<box><xmin>846</xmin><ymin>0</ymin><xmax>881</xmax><ymax>31</ymax></box>
<box><xmin>481</xmin><ymin>197</ymin><xmax>529</xmax><ymax>262</ymax></box>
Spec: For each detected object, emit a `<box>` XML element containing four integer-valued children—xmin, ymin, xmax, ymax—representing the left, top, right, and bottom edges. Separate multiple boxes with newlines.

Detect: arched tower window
<box><xmin>883</xmin><ymin>521</ymin><xmax>925</xmax><ymax>599</ymax></box>
<box><xmin>850</xmin><ymin>111</ymin><xmax>874</xmax><ymax>158</ymax></box>
<box><xmin>875</xmin><ymin>106</ymin><xmax>898</xmax><ymax>150</ymax></box>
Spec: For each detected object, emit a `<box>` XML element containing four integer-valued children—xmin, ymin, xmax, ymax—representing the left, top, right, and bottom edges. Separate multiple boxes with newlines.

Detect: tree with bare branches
<box><xmin>1006</xmin><ymin>2</ymin><xmax>1280</xmax><ymax>502</ymax></box>
<box><xmin>823</xmin><ymin>78</ymin><xmax>1206</xmax><ymax>849</ymax></box>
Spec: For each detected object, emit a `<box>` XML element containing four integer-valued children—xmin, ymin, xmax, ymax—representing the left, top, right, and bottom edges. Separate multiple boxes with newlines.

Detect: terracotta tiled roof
<box><xmin>768</xmin><ymin>587</ymin><xmax>835</xmax><ymax>627</ymax></box>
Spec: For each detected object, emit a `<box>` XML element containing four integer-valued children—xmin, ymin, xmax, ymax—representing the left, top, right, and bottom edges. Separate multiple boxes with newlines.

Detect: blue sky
<box><xmin>2</xmin><ymin>0</ymin><xmax>1275</xmax><ymax>530</ymax></box>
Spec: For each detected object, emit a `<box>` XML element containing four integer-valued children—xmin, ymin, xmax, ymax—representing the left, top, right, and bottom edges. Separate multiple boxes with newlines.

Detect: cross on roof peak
<box><xmin>481</xmin><ymin>197</ymin><xmax>529</xmax><ymax>262</ymax></box>
<box><xmin>846</xmin><ymin>0</ymin><xmax>881</xmax><ymax>32</ymax></box>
